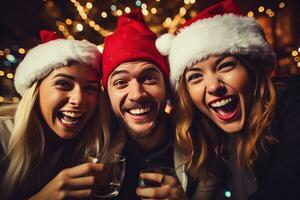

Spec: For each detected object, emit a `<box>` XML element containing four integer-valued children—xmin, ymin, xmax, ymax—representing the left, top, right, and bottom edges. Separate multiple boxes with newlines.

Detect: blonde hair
<box><xmin>1</xmin><ymin>80</ymin><xmax>110</xmax><ymax>199</ymax></box>
<box><xmin>175</xmin><ymin>55</ymin><xmax>277</xmax><ymax>177</ymax></box>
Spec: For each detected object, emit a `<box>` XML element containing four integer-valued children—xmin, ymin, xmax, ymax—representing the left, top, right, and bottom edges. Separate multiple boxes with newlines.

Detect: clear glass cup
<box><xmin>89</xmin><ymin>153</ymin><xmax>126</xmax><ymax>198</ymax></box>
<box><xmin>139</xmin><ymin>167</ymin><xmax>176</xmax><ymax>188</ymax></box>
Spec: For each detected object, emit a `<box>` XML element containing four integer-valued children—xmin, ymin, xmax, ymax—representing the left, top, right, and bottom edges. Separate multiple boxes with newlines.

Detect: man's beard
<box><xmin>118</xmin><ymin>104</ymin><xmax>165</xmax><ymax>141</ymax></box>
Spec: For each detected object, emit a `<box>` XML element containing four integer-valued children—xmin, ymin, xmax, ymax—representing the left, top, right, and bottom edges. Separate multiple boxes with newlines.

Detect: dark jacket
<box><xmin>249</xmin><ymin>77</ymin><xmax>300</xmax><ymax>200</ymax></box>
<box><xmin>220</xmin><ymin>77</ymin><xmax>300</xmax><ymax>200</ymax></box>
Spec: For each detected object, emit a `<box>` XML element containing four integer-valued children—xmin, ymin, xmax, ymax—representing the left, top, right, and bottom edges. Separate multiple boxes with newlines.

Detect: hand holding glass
<box><xmin>139</xmin><ymin>167</ymin><xmax>176</xmax><ymax>187</ymax></box>
<box><xmin>89</xmin><ymin>154</ymin><xmax>126</xmax><ymax>198</ymax></box>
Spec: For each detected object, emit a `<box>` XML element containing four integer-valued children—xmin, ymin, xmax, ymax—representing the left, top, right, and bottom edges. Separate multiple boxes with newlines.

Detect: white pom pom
<box><xmin>155</xmin><ymin>33</ymin><xmax>175</xmax><ymax>56</ymax></box>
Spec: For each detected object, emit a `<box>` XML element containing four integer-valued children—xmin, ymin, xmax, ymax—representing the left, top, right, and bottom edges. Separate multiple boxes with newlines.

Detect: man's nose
<box><xmin>128</xmin><ymin>80</ymin><xmax>147</xmax><ymax>101</ymax></box>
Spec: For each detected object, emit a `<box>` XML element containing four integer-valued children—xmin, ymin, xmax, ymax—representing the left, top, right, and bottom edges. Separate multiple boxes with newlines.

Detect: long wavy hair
<box><xmin>175</xmin><ymin>55</ymin><xmax>277</xmax><ymax>178</ymax></box>
<box><xmin>0</xmin><ymin>71</ymin><xmax>110</xmax><ymax>199</ymax></box>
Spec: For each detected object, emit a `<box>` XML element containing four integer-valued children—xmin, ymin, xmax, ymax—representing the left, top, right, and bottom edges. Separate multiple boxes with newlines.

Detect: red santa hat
<box><xmin>101</xmin><ymin>9</ymin><xmax>169</xmax><ymax>89</ymax></box>
<box><xmin>14</xmin><ymin>30</ymin><xmax>101</xmax><ymax>96</ymax></box>
<box><xmin>156</xmin><ymin>0</ymin><xmax>276</xmax><ymax>89</ymax></box>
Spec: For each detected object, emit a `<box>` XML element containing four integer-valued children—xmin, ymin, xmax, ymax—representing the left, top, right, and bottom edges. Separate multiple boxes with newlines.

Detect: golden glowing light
<box><xmin>266</xmin><ymin>9</ymin><xmax>272</xmax><ymax>14</ymax></box>
<box><xmin>0</xmin><ymin>96</ymin><xmax>4</xmax><ymax>103</ymax></box>
<box><xmin>0</xmin><ymin>71</ymin><xmax>4</xmax><ymax>76</ymax></box>
<box><xmin>269</xmin><ymin>12</ymin><xmax>275</xmax><ymax>17</ymax></box>
<box><xmin>86</xmin><ymin>2</ymin><xmax>93</xmax><ymax>9</ymax></box>
<box><xmin>101</xmin><ymin>11</ymin><xmax>107</xmax><ymax>18</ymax></box>
<box><xmin>151</xmin><ymin>8</ymin><xmax>157</xmax><ymax>14</ymax></box>
<box><xmin>292</xmin><ymin>50</ymin><xmax>298</xmax><ymax>57</ymax></box>
<box><xmin>247</xmin><ymin>11</ymin><xmax>254</xmax><ymax>17</ymax></box>
<box><xmin>141</xmin><ymin>3</ymin><xmax>147</xmax><ymax>9</ymax></box>
<box><xmin>89</xmin><ymin>20</ymin><xmax>96</xmax><ymax>27</ymax></box>
<box><xmin>116</xmin><ymin>9</ymin><xmax>123</xmax><ymax>16</ymax></box>
<box><xmin>66</xmin><ymin>18</ymin><xmax>72</xmax><ymax>25</ymax></box>
<box><xmin>76</xmin><ymin>23</ymin><xmax>83</xmax><ymax>31</ymax></box>
<box><xmin>184</xmin><ymin>0</ymin><xmax>189</xmax><ymax>5</ymax></box>
<box><xmin>179</xmin><ymin>7</ymin><xmax>186</xmax><ymax>16</ymax></box>
<box><xmin>94</xmin><ymin>25</ymin><xmax>100</xmax><ymax>31</ymax></box>
<box><xmin>58</xmin><ymin>25</ymin><xmax>65</xmax><ymax>31</ymax></box>
<box><xmin>258</xmin><ymin>6</ymin><xmax>265</xmax><ymax>12</ymax></box>
<box><xmin>142</xmin><ymin>9</ymin><xmax>149</xmax><ymax>16</ymax></box>
<box><xmin>0</xmin><ymin>50</ymin><xmax>4</xmax><ymax>56</ymax></box>
<box><xmin>190</xmin><ymin>0</ymin><xmax>196</xmax><ymax>4</ymax></box>
<box><xmin>298</xmin><ymin>62</ymin><xmax>300</xmax><ymax>68</ymax></box>
<box><xmin>7</xmin><ymin>73</ymin><xmax>13</xmax><ymax>79</ymax></box>
<box><xmin>294</xmin><ymin>56</ymin><xmax>300</xmax><ymax>62</ymax></box>
<box><xmin>125</xmin><ymin>7</ymin><xmax>131</xmax><ymax>13</ymax></box>
<box><xmin>279</xmin><ymin>2</ymin><xmax>285</xmax><ymax>8</ymax></box>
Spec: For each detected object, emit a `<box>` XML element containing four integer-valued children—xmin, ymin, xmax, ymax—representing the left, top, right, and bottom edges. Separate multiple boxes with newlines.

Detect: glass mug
<box><xmin>89</xmin><ymin>153</ymin><xmax>126</xmax><ymax>198</ymax></box>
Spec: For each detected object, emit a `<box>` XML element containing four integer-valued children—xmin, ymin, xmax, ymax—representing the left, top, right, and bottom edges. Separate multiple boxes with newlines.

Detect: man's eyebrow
<box><xmin>141</xmin><ymin>66</ymin><xmax>161</xmax><ymax>74</ymax></box>
<box><xmin>109</xmin><ymin>70</ymin><xmax>129</xmax><ymax>79</ymax></box>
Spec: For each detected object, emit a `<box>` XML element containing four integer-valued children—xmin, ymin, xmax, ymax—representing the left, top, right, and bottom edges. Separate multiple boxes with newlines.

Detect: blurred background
<box><xmin>0</xmin><ymin>0</ymin><xmax>300</xmax><ymax>103</ymax></box>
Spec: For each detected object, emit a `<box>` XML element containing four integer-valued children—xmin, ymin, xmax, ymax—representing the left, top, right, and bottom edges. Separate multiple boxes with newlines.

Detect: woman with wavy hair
<box><xmin>0</xmin><ymin>30</ymin><xmax>110</xmax><ymax>199</ymax></box>
<box><xmin>156</xmin><ymin>0</ymin><xmax>300</xmax><ymax>199</ymax></box>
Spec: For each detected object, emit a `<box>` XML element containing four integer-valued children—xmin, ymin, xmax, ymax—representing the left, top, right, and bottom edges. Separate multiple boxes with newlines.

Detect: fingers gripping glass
<box><xmin>89</xmin><ymin>154</ymin><xmax>126</xmax><ymax>198</ymax></box>
<box><xmin>139</xmin><ymin>167</ymin><xmax>176</xmax><ymax>187</ymax></box>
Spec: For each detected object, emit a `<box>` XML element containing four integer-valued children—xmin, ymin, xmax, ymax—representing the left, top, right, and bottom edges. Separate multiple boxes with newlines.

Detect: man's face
<box><xmin>107</xmin><ymin>61</ymin><xmax>167</xmax><ymax>140</ymax></box>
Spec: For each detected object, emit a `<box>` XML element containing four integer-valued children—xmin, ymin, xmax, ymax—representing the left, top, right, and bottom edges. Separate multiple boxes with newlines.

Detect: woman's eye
<box><xmin>187</xmin><ymin>73</ymin><xmax>202</xmax><ymax>82</ymax></box>
<box><xmin>55</xmin><ymin>80</ymin><xmax>72</xmax><ymax>90</ymax></box>
<box><xmin>218</xmin><ymin>61</ymin><xmax>236</xmax><ymax>72</ymax></box>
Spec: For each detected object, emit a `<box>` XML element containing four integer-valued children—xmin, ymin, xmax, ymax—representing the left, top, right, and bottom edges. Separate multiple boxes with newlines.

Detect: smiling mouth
<box><xmin>209</xmin><ymin>96</ymin><xmax>239</xmax><ymax>121</ymax></box>
<box><xmin>128</xmin><ymin>107</ymin><xmax>152</xmax><ymax>115</ymax></box>
<box><xmin>58</xmin><ymin>111</ymin><xmax>83</xmax><ymax>126</ymax></box>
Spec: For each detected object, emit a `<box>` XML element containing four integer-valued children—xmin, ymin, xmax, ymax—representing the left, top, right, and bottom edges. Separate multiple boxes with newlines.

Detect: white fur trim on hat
<box><xmin>155</xmin><ymin>33</ymin><xmax>175</xmax><ymax>56</ymax></box>
<box><xmin>14</xmin><ymin>39</ymin><xmax>101</xmax><ymax>96</ymax></box>
<box><xmin>156</xmin><ymin>14</ymin><xmax>276</xmax><ymax>89</ymax></box>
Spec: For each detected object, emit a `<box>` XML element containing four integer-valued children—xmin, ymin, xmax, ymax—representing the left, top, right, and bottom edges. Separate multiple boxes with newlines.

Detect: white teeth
<box><xmin>211</xmin><ymin>98</ymin><xmax>233</xmax><ymax>108</ymax></box>
<box><xmin>61</xmin><ymin>118</ymin><xmax>79</xmax><ymax>125</ymax></box>
<box><xmin>129</xmin><ymin>107</ymin><xmax>151</xmax><ymax>115</ymax></box>
<box><xmin>61</xmin><ymin>111</ymin><xmax>83</xmax><ymax>117</ymax></box>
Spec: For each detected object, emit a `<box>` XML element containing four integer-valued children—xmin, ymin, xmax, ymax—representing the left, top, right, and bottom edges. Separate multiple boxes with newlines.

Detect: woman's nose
<box><xmin>69</xmin><ymin>87</ymin><xmax>83</xmax><ymax>106</ymax></box>
<box><xmin>206</xmin><ymin>75</ymin><xmax>226</xmax><ymax>96</ymax></box>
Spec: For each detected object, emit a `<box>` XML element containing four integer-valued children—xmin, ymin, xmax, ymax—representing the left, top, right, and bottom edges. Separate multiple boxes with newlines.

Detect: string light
<box><xmin>151</xmin><ymin>8</ymin><xmax>157</xmax><ymax>14</ymax></box>
<box><xmin>69</xmin><ymin>0</ymin><xmax>111</xmax><ymax>37</ymax></box>
<box><xmin>279</xmin><ymin>2</ymin><xmax>285</xmax><ymax>8</ymax></box>
<box><xmin>125</xmin><ymin>7</ymin><xmax>131</xmax><ymax>13</ymax></box>
<box><xmin>6</xmin><ymin>73</ymin><xmax>14</xmax><ymax>79</ymax></box>
<box><xmin>86</xmin><ymin>2</ymin><xmax>93</xmax><ymax>9</ymax></box>
<box><xmin>258</xmin><ymin>6</ymin><xmax>265</xmax><ymax>13</ymax></box>
<box><xmin>65</xmin><ymin>18</ymin><xmax>72</xmax><ymax>25</ymax></box>
<box><xmin>76</xmin><ymin>23</ymin><xmax>84</xmax><ymax>31</ymax></box>
<box><xmin>101</xmin><ymin>11</ymin><xmax>108</xmax><ymax>18</ymax></box>
<box><xmin>292</xmin><ymin>50</ymin><xmax>298</xmax><ymax>57</ymax></box>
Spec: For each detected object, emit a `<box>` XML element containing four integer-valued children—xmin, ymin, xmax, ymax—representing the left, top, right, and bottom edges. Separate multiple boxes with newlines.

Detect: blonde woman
<box><xmin>156</xmin><ymin>0</ymin><xmax>300</xmax><ymax>199</ymax></box>
<box><xmin>0</xmin><ymin>30</ymin><xmax>110</xmax><ymax>199</ymax></box>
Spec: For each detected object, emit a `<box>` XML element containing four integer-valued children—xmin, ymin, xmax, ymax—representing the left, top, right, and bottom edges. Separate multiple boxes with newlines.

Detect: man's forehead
<box><xmin>110</xmin><ymin>61</ymin><xmax>161</xmax><ymax>77</ymax></box>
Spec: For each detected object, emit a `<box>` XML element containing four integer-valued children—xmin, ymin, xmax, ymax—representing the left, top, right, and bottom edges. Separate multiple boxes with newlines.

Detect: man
<box><xmin>101</xmin><ymin>10</ymin><xmax>217</xmax><ymax>200</ymax></box>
